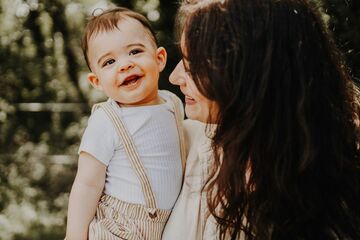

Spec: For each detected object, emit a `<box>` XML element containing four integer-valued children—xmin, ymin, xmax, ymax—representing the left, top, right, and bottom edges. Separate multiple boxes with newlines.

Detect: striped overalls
<box><xmin>88</xmin><ymin>93</ymin><xmax>186</xmax><ymax>240</ymax></box>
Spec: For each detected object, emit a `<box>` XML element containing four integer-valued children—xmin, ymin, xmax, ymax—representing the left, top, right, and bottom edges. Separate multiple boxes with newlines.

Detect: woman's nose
<box><xmin>169</xmin><ymin>61</ymin><xmax>186</xmax><ymax>86</ymax></box>
<box><xmin>118</xmin><ymin>62</ymin><xmax>134</xmax><ymax>73</ymax></box>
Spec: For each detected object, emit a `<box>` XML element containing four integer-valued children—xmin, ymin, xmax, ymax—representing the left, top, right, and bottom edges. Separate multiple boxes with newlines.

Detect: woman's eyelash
<box><xmin>182</xmin><ymin>60</ymin><xmax>191</xmax><ymax>71</ymax></box>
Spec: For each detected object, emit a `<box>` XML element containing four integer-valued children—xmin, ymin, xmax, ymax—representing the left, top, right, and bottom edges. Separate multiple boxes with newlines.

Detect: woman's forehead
<box><xmin>180</xmin><ymin>32</ymin><xmax>188</xmax><ymax>58</ymax></box>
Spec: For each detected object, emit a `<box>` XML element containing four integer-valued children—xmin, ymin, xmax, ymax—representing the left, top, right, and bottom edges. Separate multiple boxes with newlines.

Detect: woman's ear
<box><xmin>156</xmin><ymin>47</ymin><xmax>167</xmax><ymax>72</ymax></box>
<box><xmin>87</xmin><ymin>73</ymin><xmax>102</xmax><ymax>90</ymax></box>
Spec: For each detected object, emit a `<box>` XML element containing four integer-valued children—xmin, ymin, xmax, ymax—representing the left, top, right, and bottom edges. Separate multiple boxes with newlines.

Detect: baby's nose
<box><xmin>118</xmin><ymin>62</ymin><xmax>134</xmax><ymax>72</ymax></box>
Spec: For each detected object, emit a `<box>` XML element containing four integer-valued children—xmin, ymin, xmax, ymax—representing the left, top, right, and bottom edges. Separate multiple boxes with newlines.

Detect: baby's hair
<box><xmin>81</xmin><ymin>7</ymin><xmax>158</xmax><ymax>70</ymax></box>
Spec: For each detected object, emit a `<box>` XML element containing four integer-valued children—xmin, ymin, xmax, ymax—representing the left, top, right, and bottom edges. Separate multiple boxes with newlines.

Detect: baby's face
<box><xmin>87</xmin><ymin>17</ymin><xmax>167</xmax><ymax>107</ymax></box>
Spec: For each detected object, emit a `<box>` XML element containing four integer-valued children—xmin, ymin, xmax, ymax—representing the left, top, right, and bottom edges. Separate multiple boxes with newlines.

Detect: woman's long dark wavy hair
<box><xmin>178</xmin><ymin>0</ymin><xmax>360</xmax><ymax>239</ymax></box>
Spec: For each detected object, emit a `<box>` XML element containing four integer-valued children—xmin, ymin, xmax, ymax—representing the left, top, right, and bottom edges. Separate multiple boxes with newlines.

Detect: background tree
<box><xmin>322</xmin><ymin>0</ymin><xmax>360</xmax><ymax>82</ymax></box>
<box><xmin>0</xmin><ymin>0</ymin><xmax>358</xmax><ymax>239</ymax></box>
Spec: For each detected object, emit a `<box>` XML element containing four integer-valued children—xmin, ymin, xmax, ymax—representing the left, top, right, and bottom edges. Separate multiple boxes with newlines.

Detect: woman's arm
<box><xmin>65</xmin><ymin>152</ymin><xmax>106</xmax><ymax>240</ymax></box>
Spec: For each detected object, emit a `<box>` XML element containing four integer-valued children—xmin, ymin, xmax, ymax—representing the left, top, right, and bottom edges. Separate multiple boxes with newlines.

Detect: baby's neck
<box><xmin>117</xmin><ymin>94</ymin><xmax>164</xmax><ymax>108</ymax></box>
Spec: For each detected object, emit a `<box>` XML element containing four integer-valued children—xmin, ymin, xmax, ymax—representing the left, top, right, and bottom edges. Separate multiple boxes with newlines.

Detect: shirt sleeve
<box><xmin>159</xmin><ymin>89</ymin><xmax>185</xmax><ymax>119</ymax></box>
<box><xmin>174</xmin><ymin>94</ymin><xmax>185</xmax><ymax>120</ymax></box>
<box><xmin>78</xmin><ymin>107</ymin><xmax>116</xmax><ymax>166</ymax></box>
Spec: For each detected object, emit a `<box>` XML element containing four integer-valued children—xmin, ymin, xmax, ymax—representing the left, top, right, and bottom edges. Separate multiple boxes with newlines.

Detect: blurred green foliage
<box><xmin>322</xmin><ymin>0</ymin><xmax>360</xmax><ymax>81</ymax></box>
<box><xmin>0</xmin><ymin>0</ymin><xmax>180</xmax><ymax>239</ymax></box>
<box><xmin>0</xmin><ymin>0</ymin><xmax>358</xmax><ymax>239</ymax></box>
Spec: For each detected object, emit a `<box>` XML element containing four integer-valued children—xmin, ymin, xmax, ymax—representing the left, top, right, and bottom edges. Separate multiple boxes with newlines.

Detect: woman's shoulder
<box><xmin>184</xmin><ymin>119</ymin><xmax>206</xmax><ymax>137</ymax></box>
<box><xmin>184</xmin><ymin>118</ymin><xmax>205</xmax><ymax>128</ymax></box>
<box><xmin>183</xmin><ymin>119</ymin><xmax>212</xmax><ymax>151</ymax></box>
<box><xmin>184</xmin><ymin>119</ymin><xmax>217</xmax><ymax>139</ymax></box>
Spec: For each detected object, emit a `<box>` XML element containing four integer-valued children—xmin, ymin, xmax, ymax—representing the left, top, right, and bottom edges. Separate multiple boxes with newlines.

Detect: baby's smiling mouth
<box><xmin>122</xmin><ymin>74</ymin><xmax>143</xmax><ymax>86</ymax></box>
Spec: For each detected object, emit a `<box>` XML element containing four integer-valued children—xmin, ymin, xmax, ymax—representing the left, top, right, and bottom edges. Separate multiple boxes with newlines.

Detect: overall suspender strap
<box><xmin>99</xmin><ymin>102</ymin><xmax>157</xmax><ymax>210</ymax></box>
<box><xmin>169</xmin><ymin>94</ymin><xmax>187</xmax><ymax>172</ymax></box>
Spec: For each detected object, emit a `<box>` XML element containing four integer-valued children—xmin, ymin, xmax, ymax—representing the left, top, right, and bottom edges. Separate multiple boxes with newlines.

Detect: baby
<box><xmin>65</xmin><ymin>6</ymin><xmax>185</xmax><ymax>240</ymax></box>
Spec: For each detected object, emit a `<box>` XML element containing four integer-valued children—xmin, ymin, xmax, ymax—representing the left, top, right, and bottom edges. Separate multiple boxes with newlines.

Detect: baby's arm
<box><xmin>65</xmin><ymin>151</ymin><xmax>106</xmax><ymax>240</ymax></box>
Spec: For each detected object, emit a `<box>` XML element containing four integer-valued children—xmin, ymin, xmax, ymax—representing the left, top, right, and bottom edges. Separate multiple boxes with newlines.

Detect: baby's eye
<box><xmin>129</xmin><ymin>49</ymin><xmax>143</xmax><ymax>56</ymax></box>
<box><xmin>102</xmin><ymin>59</ymin><xmax>115</xmax><ymax>67</ymax></box>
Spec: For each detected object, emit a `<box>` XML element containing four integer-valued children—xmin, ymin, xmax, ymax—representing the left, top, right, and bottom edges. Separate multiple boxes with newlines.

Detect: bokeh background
<box><xmin>0</xmin><ymin>0</ymin><xmax>359</xmax><ymax>239</ymax></box>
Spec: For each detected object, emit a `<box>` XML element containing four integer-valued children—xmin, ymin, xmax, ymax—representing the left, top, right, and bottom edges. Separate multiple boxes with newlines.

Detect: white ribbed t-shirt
<box><xmin>79</xmin><ymin>90</ymin><xmax>183</xmax><ymax>210</ymax></box>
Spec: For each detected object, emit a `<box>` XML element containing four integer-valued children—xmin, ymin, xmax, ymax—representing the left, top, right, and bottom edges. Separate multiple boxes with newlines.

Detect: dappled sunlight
<box><xmin>0</xmin><ymin>0</ymin><xmax>176</xmax><ymax>239</ymax></box>
<box><xmin>0</xmin><ymin>0</ymin><xmax>358</xmax><ymax>239</ymax></box>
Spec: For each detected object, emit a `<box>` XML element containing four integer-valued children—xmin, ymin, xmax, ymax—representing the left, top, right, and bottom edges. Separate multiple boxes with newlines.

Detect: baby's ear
<box><xmin>87</xmin><ymin>73</ymin><xmax>102</xmax><ymax>90</ymax></box>
<box><xmin>156</xmin><ymin>47</ymin><xmax>167</xmax><ymax>72</ymax></box>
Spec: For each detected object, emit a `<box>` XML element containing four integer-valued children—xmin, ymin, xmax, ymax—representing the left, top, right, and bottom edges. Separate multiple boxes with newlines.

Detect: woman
<box><xmin>163</xmin><ymin>0</ymin><xmax>360</xmax><ymax>239</ymax></box>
